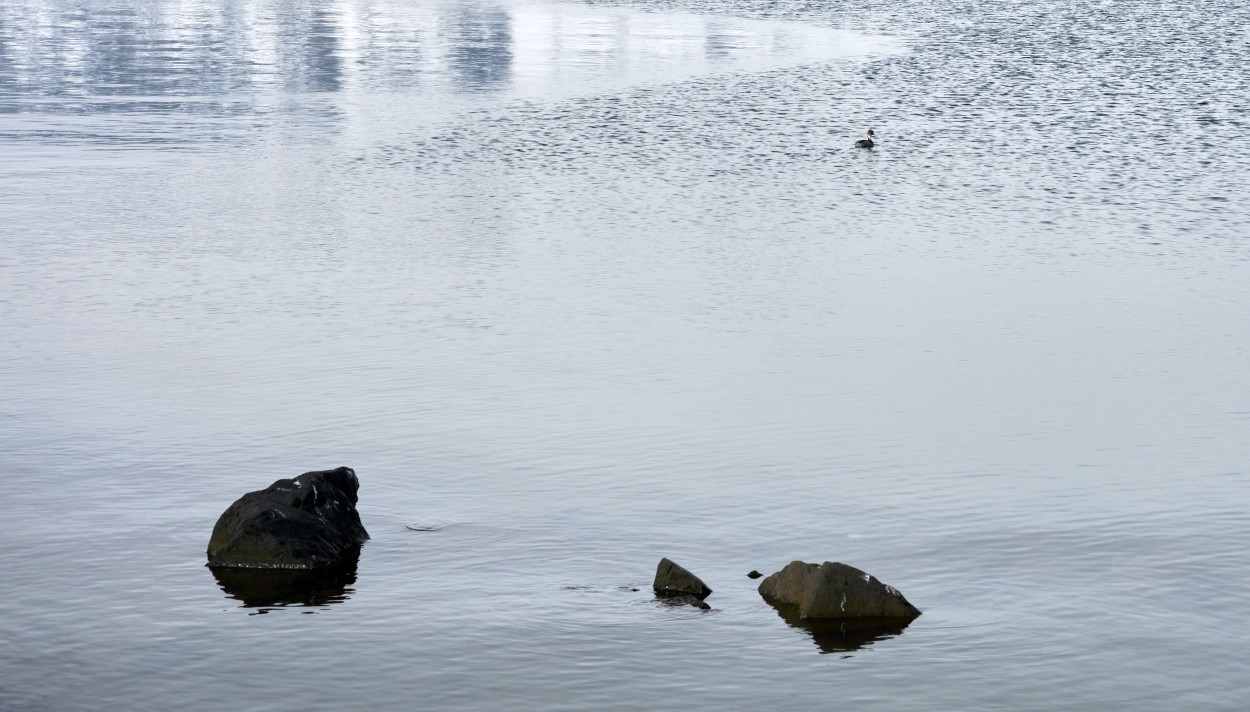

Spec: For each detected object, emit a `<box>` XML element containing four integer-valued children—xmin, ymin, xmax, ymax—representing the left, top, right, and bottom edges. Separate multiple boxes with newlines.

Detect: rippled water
<box><xmin>2</xmin><ymin>0</ymin><xmax>1248</xmax><ymax>709</ymax></box>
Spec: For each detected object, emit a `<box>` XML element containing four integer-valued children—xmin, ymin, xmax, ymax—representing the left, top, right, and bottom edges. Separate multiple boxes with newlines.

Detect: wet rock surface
<box><xmin>757</xmin><ymin>561</ymin><xmax>920</xmax><ymax>620</ymax></box>
<box><xmin>652</xmin><ymin>557</ymin><xmax>713</xmax><ymax>600</ymax></box>
<box><xmin>206</xmin><ymin>466</ymin><xmax>370</xmax><ymax>570</ymax></box>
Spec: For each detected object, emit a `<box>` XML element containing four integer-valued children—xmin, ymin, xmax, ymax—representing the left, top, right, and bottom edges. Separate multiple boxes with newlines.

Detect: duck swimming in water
<box><xmin>855</xmin><ymin>129</ymin><xmax>875</xmax><ymax>149</ymax></box>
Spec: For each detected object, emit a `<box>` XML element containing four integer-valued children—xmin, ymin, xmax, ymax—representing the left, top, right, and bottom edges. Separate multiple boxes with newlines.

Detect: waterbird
<box><xmin>855</xmin><ymin>129</ymin><xmax>875</xmax><ymax>149</ymax></box>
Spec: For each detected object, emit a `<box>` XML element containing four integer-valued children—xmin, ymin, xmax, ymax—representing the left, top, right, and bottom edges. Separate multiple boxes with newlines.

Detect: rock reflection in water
<box><xmin>209</xmin><ymin>546</ymin><xmax>360</xmax><ymax>610</ymax></box>
<box><xmin>764</xmin><ymin>599</ymin><xmax>912</xmax><ymax>654</ymax></box>
<box><xmin>445</xmin><ymin>4</ymin><xmax>513</xmax><ymax>92</ymax></box>
<box><xmin>655</xmin><ymin>593</ymin><xmax>712</xmax><ymax>611</ymax></box>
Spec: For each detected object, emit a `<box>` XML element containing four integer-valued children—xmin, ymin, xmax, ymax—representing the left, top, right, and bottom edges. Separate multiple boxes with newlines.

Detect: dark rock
<box><xmin>652</xmin><ymin>557</ymin><xmax>712</xmax><ymax>600</ymax></box>
<box><xmin>206</xmin><ymin>466</ymin><xmax>369</xmax><ymax>570</ymax></box>
<box><xmin>764</xmin><ymin>597</ymin><xmax>912</xmax><ymax>654</ymax></box>
<box><xmin>757</xmin><ymin>561</ymin><xmax>920</xmax><ymax>620</ymax></box>
<box><xmin>747</xmin><ymin>570</ymin><xmax>763</xmax><ymax>579</ymax></box>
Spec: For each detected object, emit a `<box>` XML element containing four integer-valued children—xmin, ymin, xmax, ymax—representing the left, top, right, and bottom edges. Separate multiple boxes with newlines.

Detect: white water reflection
<box><xmin>0</xmin><ymin>0</ymin><xmax>894</xmax><ymax>103</ymax></box>
<box><xmin>0</xmin><ymin>0</ymin><xmax>896</xmax><ymax>158</ymax></box>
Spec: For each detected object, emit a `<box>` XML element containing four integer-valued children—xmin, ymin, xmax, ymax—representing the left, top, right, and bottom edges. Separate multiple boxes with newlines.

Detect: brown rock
<box><xmin>757</xmin><ymin>561</ymin><xmax>920</xmax><ymax>620</ymax></box>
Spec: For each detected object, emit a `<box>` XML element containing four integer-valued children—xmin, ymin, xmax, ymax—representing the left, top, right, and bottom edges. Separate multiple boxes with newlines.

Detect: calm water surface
<box><xmin>2</xmin><ymin>0</ymin><xmax>1248</xmax><ymax>709</ymax></box>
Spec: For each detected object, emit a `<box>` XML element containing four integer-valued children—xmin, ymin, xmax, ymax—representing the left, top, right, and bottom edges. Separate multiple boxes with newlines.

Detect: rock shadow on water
<box><xmin>209</xmin><ymin>545</ymin><xmax>361</xmax><ymax>611</ymax></box>
<box><xmin>764</xmin><ymin>598</ymin><xmax>912</xmax><ymax>654</ymax></box>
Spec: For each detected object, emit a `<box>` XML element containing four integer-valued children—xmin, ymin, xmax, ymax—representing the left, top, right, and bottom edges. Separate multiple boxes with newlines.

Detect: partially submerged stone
<box><xmin>652</xmin><ymin>557</ymin><xmax>712</xmax><ymax>600</ymax></box>
<box><xmin>207</xmin><ymin>466</ymin><xmax>370</xmax><ymax>570</ymax></box>
<box><xmin>757</xmin><ymin>561</ymin><xmax>920</xmax><ymax>620</ymax></box>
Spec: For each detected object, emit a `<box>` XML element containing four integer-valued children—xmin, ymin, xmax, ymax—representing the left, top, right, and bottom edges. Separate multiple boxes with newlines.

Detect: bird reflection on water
<box><xmin>763</xmin><ymin>598</ymin><xmax>912</xmax><ymax>654</ymax></box>
<box><xmin>209</xmin><ymin>545</ymin><xmax>361</xmax><ymax>611</ymax></box>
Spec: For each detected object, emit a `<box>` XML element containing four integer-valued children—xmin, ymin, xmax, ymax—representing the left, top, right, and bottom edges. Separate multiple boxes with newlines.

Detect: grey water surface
<box><xmin>2</xmin><ymin>0</ymin><xmax>1249</xmax><ymax>709</ymax></box>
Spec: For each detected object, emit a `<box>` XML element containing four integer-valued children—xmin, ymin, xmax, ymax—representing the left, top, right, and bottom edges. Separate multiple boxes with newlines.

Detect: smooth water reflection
<box><xmin>209</xmin><ymin>547</ymin><xmax>360</xmax><ymax>611</ymax></box>
<box><xmin>0</xmin><ymin>0</ymin><xmax>889</xmax><ymax>103</ymax></box>
<box><xmin>0</xmin><ymin>0</ymin><xmax>893</xmax><ymax>159</ymax></box>
<box><xmin>764</xmin><ymin>599</ymin><xmax>912</xmax><ymax>655</ymax></box>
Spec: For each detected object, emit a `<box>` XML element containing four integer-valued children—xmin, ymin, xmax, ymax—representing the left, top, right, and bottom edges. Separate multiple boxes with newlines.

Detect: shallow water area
<box><xmin>2</xmin><ymin>0</ymin><xmax>1249</xmax><ymax>710</ymax></box>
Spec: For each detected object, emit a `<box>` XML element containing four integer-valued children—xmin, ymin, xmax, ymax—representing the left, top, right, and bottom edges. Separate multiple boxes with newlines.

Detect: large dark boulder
<box><xmin>206</xmin><ymin>466</ymin><xmax>369</xmax><ymax>570</ymax></box>
<box><xmin>757</xmin><ymin>561</ymin><xmax>920</xmax><ymax>620</ymax></box>
<box><xmin>653</xmin><ymin>558</ymin><xmax>712</xmax><ymax>600</ymax></box>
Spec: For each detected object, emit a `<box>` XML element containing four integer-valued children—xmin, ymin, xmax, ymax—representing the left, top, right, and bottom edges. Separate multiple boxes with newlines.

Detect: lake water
<box><xmin>2</xmin><ymin>0</ymin><xmax>1248</xmax><ymax>709</ymax></box>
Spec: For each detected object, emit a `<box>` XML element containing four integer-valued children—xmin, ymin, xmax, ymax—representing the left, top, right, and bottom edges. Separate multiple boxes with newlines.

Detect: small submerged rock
<box><xmin>747</xmin><ymin>570</ymin><xmax>763</xmax><ymax>579</ymax></box>
<box><xmin>207</xmin><ymin>466</ymin><xmax>370</xmax><ymax>570</ymax></box>
<box><xmin>757</xmin><ymin>561</ymin><xmax>920</xmax><ymax>620</ymax></box>
<box><xmin>652</xmin><ymin>558</ymin><xmax>712</xmax><ymax>600</ymax></box>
